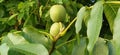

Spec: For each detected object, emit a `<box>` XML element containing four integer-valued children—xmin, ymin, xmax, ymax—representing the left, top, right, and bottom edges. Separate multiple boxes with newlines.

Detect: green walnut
<box><xmin>50</xmin><ymin>5</ymin><xmax>66</xmax><ymax>22</ymax></box>
<box><xmin>50</xmin><ymin>22</ymin><xmax>65</xmax><ymax>37</ymax></box>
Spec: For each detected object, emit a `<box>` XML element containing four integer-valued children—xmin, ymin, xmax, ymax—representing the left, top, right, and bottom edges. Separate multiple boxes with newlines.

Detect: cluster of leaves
<box><xmin>0</xmin><ymin>0</ymin><xmax>120</xmax><ymax>55</ymax></box>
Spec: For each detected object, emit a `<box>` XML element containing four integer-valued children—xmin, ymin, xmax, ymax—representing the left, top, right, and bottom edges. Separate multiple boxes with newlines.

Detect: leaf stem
<box><xmin>60</xmin><ymin>17</ymin><xmax>77</xmax><ymax>36</ymax></box>
<box><xmin>39</xmin><ymin>31</ymin><xmax>53</xmax><ymax>40</ymax></box>
<box><xmin>105</xmin><ymin>1</ymin><xmax>120</xmax><ymax>4</ymax></box>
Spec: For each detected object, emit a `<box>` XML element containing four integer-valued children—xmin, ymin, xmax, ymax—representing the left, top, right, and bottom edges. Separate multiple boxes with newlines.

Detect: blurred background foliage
<box><xmin>0</xmin><ymin>0</ymin><xmax>120</xmax><ymax>55</ymax></box>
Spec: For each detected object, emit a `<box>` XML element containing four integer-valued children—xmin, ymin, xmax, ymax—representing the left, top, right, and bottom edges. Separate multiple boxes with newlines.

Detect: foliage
<box><xmin>0</xmin><ymin>0</ymin><xmax>120</xmax><ymax>55</ymax></box>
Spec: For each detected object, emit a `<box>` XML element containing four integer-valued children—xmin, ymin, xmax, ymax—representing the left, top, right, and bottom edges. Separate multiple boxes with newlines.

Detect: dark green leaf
<box><xmin>8</xmin><ymin>49</ymin><xmax>25</xmax><ymax>55</ymax></box>
<box><xmin>107</xmin><ymin>41</ymin><xmax>115</xmax><ymax>55</ymax></box>
<box><xmin>39</xmin><ymin>5</ymin><xmax>43</xmax><ymax>17</ymax></box>
<box><xmin>87</xmin><ymin>1</ymin><xmax>103</xmax><ymax>55</ymax></box>
<box><xmin>0</xmin><ymin>23</ymin><xmax>6</xmax><ymax>32</ymax></box>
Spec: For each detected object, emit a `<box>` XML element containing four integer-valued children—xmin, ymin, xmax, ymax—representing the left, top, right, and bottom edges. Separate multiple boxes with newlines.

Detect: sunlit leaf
<box><xmin>65</xmin><ymin>6</ymin><xmax>74</xmax><ymax>16</ymax></box>
<box><xmin>0</xmin><ymin>43</ymin><xmax>9</xmax><ymax>55</ymax></box>
<box><xmin>112</xmin><ymin>8</ymin><xmax>120</xmax><ymax>55</ymax></box>
<box><xmin>1</xmin><ymin>31</ymin><xmax>29</xmax><ymax>46</ymax></box>
<box><xmin>52</xmin><ymin>50</ymin><xmax>62</xmax><ymax>55</ymax></box>
<box><xmin>1</xmin><ymin>35</ymin><xmax>14</xmax><ymax>46</ymax></box>
<box><xmin>7</xmin><ymin>32</ymin><xmax>29</xmax><ymax>45</ymax></box>
<box><xmin>75</xmin><ymin>7</ymin><xmax>86</xmax><ymax>34</ymax></box>
<box><xmin>39</xmin><ymin>5</ymin><xmax>43</xmax><ymax>17</ymax></box>
<box><xmin>0</xmin><ymin>0</ymin><xmax>4</xmax><ymax>3</ymax></box>
<box><xmin>57</xmin><ymin>46</ymin><xmax>67</xmax><ymax>55</ymax></box>
<box><xmin>87</xmin><ymin>1</ymin><xmax>103</xmax><ymax>55</ymax></box>
<box><xmin>17</xmin><ymin>12</ymin><xmax>24</xmax><ymax>22</ymax></box>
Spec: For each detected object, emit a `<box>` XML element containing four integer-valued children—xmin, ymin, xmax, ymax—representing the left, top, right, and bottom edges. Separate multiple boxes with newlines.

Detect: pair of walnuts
<box><xmin>49</xmin><ymin>5</ymin><xmax>66</xmax><ymax>37</ymax></box>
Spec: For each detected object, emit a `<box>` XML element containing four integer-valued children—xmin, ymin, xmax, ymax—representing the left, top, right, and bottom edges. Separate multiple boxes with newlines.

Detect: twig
<box><xmin>49</xmin><ymin>41</ymin><xmax>56</xmax><ymax>55</ymax></box>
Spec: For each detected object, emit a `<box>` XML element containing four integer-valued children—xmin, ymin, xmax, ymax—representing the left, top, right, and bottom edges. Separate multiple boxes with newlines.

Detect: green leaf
<box><xmin>8</xmin><ymin>14</ymin><xmax>18</xmax><ymax>21</ymax></box>
<box><xmin>51</xmin><ymin>0</ymin><xmax>63</xmax><ymax>4</ymax></box>
<box><xmin>1</xmin><ymin>35</ymin><xmax>14</xmax><ymax>46</ymax></box>
<box><xmin>83</xmin><ymin>7</ymin><xmax>91</xmax><ymax>26</ymax></box>
<box><xmin>57</xmin><ymin>30</ymin><xmax>73</xmax><ymax>44</ymax></box>
<box><xmin>112</xmin><ymin>8</ymin><xmax>120</xmax><ymax>55</ymax></box>
<box><xmin>2</xmin><ymin>31</ymin><xmax>29</xmax><ymax>46</ymax></box>
<box><xmin>24</xmin><ymin>15</ymin><xmax>38</xmax><ymax>26</ymax></box>
<box><xmin>0</xmin><ymin>0</ymin><xmax>4</xmax><ymax>3</ymax></box>
<box><xmin>104</xmin><ymin>1</ymin><xmax>120</xmax><ymax>32</ymax></box>
<box><xmin>107</xmin><ymin>41</ymin><xmax>115</xmax><ymax>55</ymax></box>
<box><xmin>10</xmin><ymin>44</ymin><xmax>49</xmax><ymax>55</ymax></box>
<box><xmin>57</xmin><ymin>46</ymin><xmax>67</xmax><ymax>55</ymax></box>
<box><xmin>92</xmin><ymin>38</ymin><xmax>108</xmax><ymax>55</ymax></box>
<box><xmin>66</xmin><ymin>40</ymin><xmax>74</xmax><ymax>55</ymax></box>
<box><xmin>17</xmin><ymin>12</ymin><xmax>24</xmax><ymax>22</ymax></box>
<box><xmin>8</xmin><ymin>49</ymin><xmax>25</xmax><ymax>55</ymax></box>
<box><xmin>72</xmin><ymin>37</ymin><xmax>87</xmax><ymax>55</ymax></box>
<box><xmin>65</xmin><ymin>6</ymin><xmax>74</xmax><ymax>16</ymax></box>
<box><xmin>0</xmin><ymin>23</ymin><xmax>6</xmax><ymax>32</ymax></box>
<box><xmin>87</xmin><ymin>1</ymin><xmax>103</xmax><ymax>55</ymax></box>
<box><xmin>0</xmin><ymin>7</ymin><xmax>4</xmax><ymax>18</ymax></box>
<box><xmin>39</xmin><ymin>5</ymin><xmax>43</xmax><ymax>17</ymax></box>
<box><xmin>7</xmin><ymin>14</ymin><xmax>18</xmax><ymax>26</ymax></box>
<box><xmin>75</xmin><ymin>7</ymin><xmax>86</xmax><ymax>34</ymax></box>
<box><xmin>0</xmin><ymin>43</ymin><xmax>9</xmax><ymax>55</ymax></box>
<box><xmin>52</xmin><ymin>50</ymin><xmax>62</xmax><ymax>55</ymax></box>
<box><xmin>22</xmin><ymin>26</ymin><xmax>51</xmax><ymax>49</ymax></box>
<box><xmin>7</xmin><ymin>32</ymin><xmax>29</xmax><ymax>45</ymax></box>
